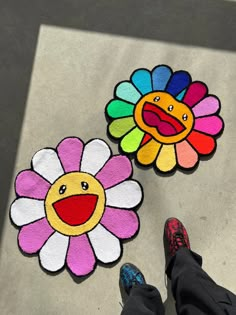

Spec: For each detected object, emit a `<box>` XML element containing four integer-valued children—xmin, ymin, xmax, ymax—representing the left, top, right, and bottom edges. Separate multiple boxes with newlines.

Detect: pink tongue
<box><xmin>143</xmin><ymin>111</ymin><xmax>177</xmax><ymax>136</ymax></box>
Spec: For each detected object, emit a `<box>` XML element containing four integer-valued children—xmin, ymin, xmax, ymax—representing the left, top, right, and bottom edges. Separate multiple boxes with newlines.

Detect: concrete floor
<box><xmin>0</xmin><ymin>1</ymin><xmax>236</xmax><ymax>314</ymax></box>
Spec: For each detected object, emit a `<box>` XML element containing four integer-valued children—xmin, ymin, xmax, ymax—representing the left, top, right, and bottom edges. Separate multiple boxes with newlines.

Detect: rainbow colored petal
<box><xmin>183</xmin><ymin>82</ymin><xmax>207</xmax><ymax>107</ymax></box>
<box><xmin>176</xmin><ymin>89</ymin><xmax>187</xmax><ymax>101</ymax></box>
<box><xmin>165</xmin><ymin>71</ymin><xmax>191</xmax><ymax>96</ymax></box>
<box><xmin>192</xmin><ymin>96</ymin><xmax>220</xmax><ymax>117</ymax></box>
<box><xmin>137</xmin><ymin>139</ymin><xmax>162</xmax><ymax>165</ymax></box>
<box><xmin>131</xmin><ymin>69</ymin><xmax>152</xmax><ymax>95</ymax></box>
<box><xmin>115</xmin><ymin>81</ymin><xmax>141</xmax><ymax>104</ymax></box>
<box><xmin>187</xmin><ymin>131</ymin><xmax>216</xmax><ymax>155</ymax></box>
<box><xmin>106</xmin><ymin>100</ymin><xmax>134</xmax><ymax>119</ymax></box>
<box><xmin>152</xmin><ymin>65</ymin><xmax>172</xmax><ymax>91</ymax></box>
<box><xmin>109</xmin><ymin>117</ymin><xmax>135</xmax><ymax>138</ymax></box>
<box><xmin>176</xmin><ymin>140</ymin><xmax>198</xmax><ymax>169</ymax></box>
<box><xmin>120</xmin><ymin>127</ymin><xmax>144</xmax><ymax>153</ymax></box>
<box><xmin>194</xmin><ymin>116</ymin><xmax>223</xmax><ymax>136</ymax></box>
<box><xmin>156</xmin><ymin>144</ymin><xmax>176</xmax><ymax>172</ymax></box>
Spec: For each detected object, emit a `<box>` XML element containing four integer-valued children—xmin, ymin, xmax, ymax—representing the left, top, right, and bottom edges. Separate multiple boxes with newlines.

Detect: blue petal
<box><xmin>115</xmin><ymin>81</ymin><xmax>141</xmax><ymax>104</ymax></box>
<box><xmin>131</xmin><ymin>69</ymin><xmax>152</xmax><ymax>95</ymax></box>
<box><xmin>152</xmin><ymin>65</ymin><xmax>172</xmax><ymax>91</ymax></box>
<box><xmin>165</xmin><ymin>71</ymin><xmax>191</xmax><ymax>96</ymax></box>
<box><xmin>176</xmin><ymin>89</ymin><xmax>187</xmax><ymax>101</ymax></box>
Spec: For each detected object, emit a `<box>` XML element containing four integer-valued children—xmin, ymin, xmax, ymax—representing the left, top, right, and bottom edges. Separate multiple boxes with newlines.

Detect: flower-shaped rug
<box><xmin>10</xmin><ymin>137</ymin><xmax>143</xmax><ymax>277</ymax></box>
<box><xmin>106</xmin><ymin>65</ymin><xmax>224</xmax><ymax>173</ymax></box>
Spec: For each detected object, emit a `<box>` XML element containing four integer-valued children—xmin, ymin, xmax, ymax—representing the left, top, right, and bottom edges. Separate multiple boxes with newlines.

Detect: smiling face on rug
<box><xmin>10</xmin><ymin>137</ymin><xmax>143</xmax><ymax>277</ymax></box>
<box><xmin>134</xmin><ymin>91</ymin><xmax>194</xmax><ymax>144</ymax></box>
<box><xmin>106</xmin><ymin>65</ymin><xmax>224</xmax><ymax>173</ymax></box>
<box><xmin>45</xmin><ymin>172</ymin><xmax>105</xmax><ymax>236</ymax></box>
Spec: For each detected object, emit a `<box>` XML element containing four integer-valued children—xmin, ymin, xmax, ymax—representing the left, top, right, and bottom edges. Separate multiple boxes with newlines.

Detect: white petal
<box><xmin>32</xmin><ymin>149</ymin><xmax>64</xmax><ymax>183</ymax></box>
<box><xmin>10</xmin><ymin>198</ymin><xmax>45</xmax><ymax>226</ymax></box>
<box><xmin>39</xmin><ymin>232</ymin><xmax>69</xmax><ymax>272</ymax></box>
<box><xmin>80</xmin><ymin>139</ymin><xmax>111</xmax><ymax>175</ymax></box>
<box><xmin>88</xmin><ymin>224</ymin><xmax>121</xmax><ymax>263</ymax></box>
<box><xmin>105</xmin><ymin>180</ymin><xmax>142</xmax><ymax>208</ymax></box>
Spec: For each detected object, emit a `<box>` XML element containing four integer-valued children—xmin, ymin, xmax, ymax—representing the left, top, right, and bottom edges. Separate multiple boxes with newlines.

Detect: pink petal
<box><xmin>192</xmin><ymin>96</ymin><xmax>220</xmax><ymax>117</ymax></box>
<box><xmin>101</xmin><ymin>207</ymin><xmax>139</xmax><ymax>239</ymax></box>
<box><xmin>18</xmin><ymin>218</ymin><xmax>54</xmax><ymax>254</ymax></box>
<box><xmin>183</xmin><ymin>82</ymin><xmax>208</xmax><ymax>107</ymax></box>
<box><xmin>176</xmin><ymin>140</ymin><xmax>198</xmax><ymax>169</ymax></box>
<box><xmin>16</xmin><ymin>170</ymin><xmax>51</xmax><ymax>199</ymax></box>
<box><xmin>57</xmin><ymin>137</ymin><xmax>84</xmax><ymax>172</ymax></box>
<box><xmin>66</xmin><ymin>234</ymin><xmax>96</xmax><ymax>276</ymax></box>
<box><xmin>95</xmin><ymin>155</ymin><xmax>132</xmax><ymax>189</ymax></box>
<box><xmin>194</xmin><ymin>116</ymin><xmax>223</xmax><ymax>135</ymax></box>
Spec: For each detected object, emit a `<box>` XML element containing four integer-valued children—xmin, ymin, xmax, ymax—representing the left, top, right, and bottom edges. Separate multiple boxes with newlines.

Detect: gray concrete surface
<box><xmin>0</xmin><ymin>1</ymin><xmax>236</xmax><ymax>314</ymax></box>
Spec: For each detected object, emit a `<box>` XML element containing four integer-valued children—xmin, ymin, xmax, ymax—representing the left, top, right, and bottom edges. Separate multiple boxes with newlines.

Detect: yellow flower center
<box><xmin>45</xmin><ymin>172</ymin><xmax>105</xmax><ymax>236</ymax></box>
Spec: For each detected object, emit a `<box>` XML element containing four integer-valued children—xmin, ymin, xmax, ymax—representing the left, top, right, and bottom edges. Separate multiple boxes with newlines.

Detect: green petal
<box><xmin>108</xmin><ymin>117</ymin><xmax>136</xmax><ymax>138</ymax></box>
<box><xmin>106</xmin><ymin>100</ymin><xmax>134</xmax><ymax>118</ymax></box>
<box><xmin>121</xmin><ymin>127</ymin><xmax>144</xmax><ymax>153</ymax></box>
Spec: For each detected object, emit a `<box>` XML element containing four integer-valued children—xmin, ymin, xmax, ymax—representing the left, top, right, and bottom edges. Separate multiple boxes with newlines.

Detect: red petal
<box><xmin>187</xmin><ymin>131</ymin><xmax>216</xmax><ymax>155</ymax></box>
<box><xmin>183</xmin><ymin>82</ymin><xmax>208</xmax><ymax>107</ymax></box>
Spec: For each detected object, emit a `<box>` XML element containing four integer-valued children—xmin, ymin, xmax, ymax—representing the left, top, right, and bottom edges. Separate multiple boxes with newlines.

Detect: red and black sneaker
<box><xmin>163</xmin><ymin>217</ymin><xmax>191</xmax><ymax>268</ymax></box>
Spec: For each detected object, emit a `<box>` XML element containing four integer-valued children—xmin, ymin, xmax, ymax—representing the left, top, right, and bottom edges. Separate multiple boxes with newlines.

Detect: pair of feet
<box><xmin>120</xmin><ymin>217</ymin><xmax>191</xmax><ymax>294</ymax></box>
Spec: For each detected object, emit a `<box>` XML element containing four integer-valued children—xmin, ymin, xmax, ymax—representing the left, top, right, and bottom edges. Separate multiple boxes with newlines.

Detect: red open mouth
<box><xmin>142</xmin><ymin>102</ymin><xmax>185</xmax><ymax>136</ymax></box>
<box><xmin>53</xmin><ymin>194</ymin><xmax>98</xmax><ymax>226</ymax></box>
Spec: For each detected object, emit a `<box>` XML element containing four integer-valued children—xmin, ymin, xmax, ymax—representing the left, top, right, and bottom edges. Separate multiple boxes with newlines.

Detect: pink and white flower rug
<box><xmin>10</xmin><ymin>137</ymin><xmax>143</xmax><ymax>277</ymax></box>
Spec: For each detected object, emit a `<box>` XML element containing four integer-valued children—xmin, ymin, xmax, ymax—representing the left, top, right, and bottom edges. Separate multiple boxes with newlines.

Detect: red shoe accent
<box><xmin>164</xmin><ymin>218</ymin><xmax>191</xmax><ymax>258</ymax></box>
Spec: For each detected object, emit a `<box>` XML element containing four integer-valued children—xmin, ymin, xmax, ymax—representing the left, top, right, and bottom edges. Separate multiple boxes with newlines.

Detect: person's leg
<box><xmin>169</xmin><ymin>247</ymin><xmax>236</xmax><ymax>315</ymax></box>
<box><xmin>164</xmin><ymin>217</ymin><xmax>236</xmax><ymax>315</ymax></box>
<box><xmin>121</xmin><ymin>284</ymin><xmax>165</xmax><ymax>315</ymax></box>
<box><xmin>120</xmin><ymin>263</ymin><xmax>165</xmax><ymax>315</ymax></box>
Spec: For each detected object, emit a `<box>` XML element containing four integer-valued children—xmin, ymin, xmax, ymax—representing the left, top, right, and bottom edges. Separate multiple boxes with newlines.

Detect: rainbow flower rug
<box><xmin>106</xmin><ymin>65</ymin><xmax>224</xmax><ymax>173</ymax></box>
<box><xmin>10</xmin><ymin>137</ymin><xmax>143</xmax><ymax>277</ymax></box>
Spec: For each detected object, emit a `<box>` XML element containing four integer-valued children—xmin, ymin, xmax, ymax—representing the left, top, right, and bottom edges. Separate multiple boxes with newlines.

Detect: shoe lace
<box><xmin>173</xmin><ymin>232</ymin><xmax>187</xmax><ymax>249</ymax></box>
<box><xmin>131</xmin><ymin>272</ymin><xmax>143</xmax><ymax>287</ymax></box>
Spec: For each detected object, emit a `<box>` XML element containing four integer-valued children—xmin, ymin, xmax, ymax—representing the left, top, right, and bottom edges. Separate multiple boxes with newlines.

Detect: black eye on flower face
<box><xmin>81</xmin><ymin>182</ymin><xmax>89</xmax><ymax>190</ymax></box>
<box><xmin>168</xmin><ymin>105</ymin><xmax>174</xmax><ymax>112</ymax></box>
<box><xmin>153</xmin><ymin>96</ymin><xmax>160</xmax><ymax>102</ymax></box>
<box><xmin>182</xmin><ymin>113</ymin><xmax>188</xmax><ymax>121</ymax></box>
<box><xmin>59</xmin><ymin>185</ymin><xmax>66</xmax><ymax>194</ymax></box>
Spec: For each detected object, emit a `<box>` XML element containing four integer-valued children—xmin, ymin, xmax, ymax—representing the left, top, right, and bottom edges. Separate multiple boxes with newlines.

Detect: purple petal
<box><xmin>18</xmin><ymin>218</ymin><xmax>54</xmax><ymax>254</ymax></box>
<box><xmin>192</xmin><ymin>96</ymin><xmax>220</xmax><ymax>117</ymax></box>
<box><xmin>66</xmin><ymin>234</ymin><xmax>96</xmax><ymax>276</ymax></box>
<box><xmin>15</xmin><ymin>170</ymin><xmax>51</xmax><ymax>199</ymax></box>
<box><xmin>95</xmin><ymin>155</ymin><xmax>132</xmax><ymax>189</ymax></box>
<box><xmin>101</xmin><ymin>207</ymin><xmax>139</xmax><ymax>239</ymax></box>
<box><xmin>57</xmin><ymin>137</ymin><xmax>84</xmax><ymax>173</ymax></box>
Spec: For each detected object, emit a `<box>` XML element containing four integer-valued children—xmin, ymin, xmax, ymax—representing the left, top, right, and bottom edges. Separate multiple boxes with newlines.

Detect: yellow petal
<box><xmin>137</xmin><ymin>139</ymin><xmax>162</xmax><ymax>165</ymax></box>
<box><xmin>156</xmin><ymin>144</ymin><xmax>176</xmax><ymax>172</ymax></box>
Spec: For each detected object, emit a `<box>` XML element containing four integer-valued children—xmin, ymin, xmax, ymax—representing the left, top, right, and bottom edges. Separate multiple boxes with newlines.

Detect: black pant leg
<box><xmin>121</xmin><ymin>284</ymin><xmax>165</xmax><ymax>315</ymax></box>
<box><xmin>166</xmin><ymin>247</ymin><xmax>236</xmax><ymax>315</ymax></box>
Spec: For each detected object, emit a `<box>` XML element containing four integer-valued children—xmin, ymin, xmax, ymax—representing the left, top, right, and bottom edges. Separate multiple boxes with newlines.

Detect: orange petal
<box><xmin>176</xmin><ymin>140</ymin><xmax>198</xmax><ymax>168</ymax></box>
